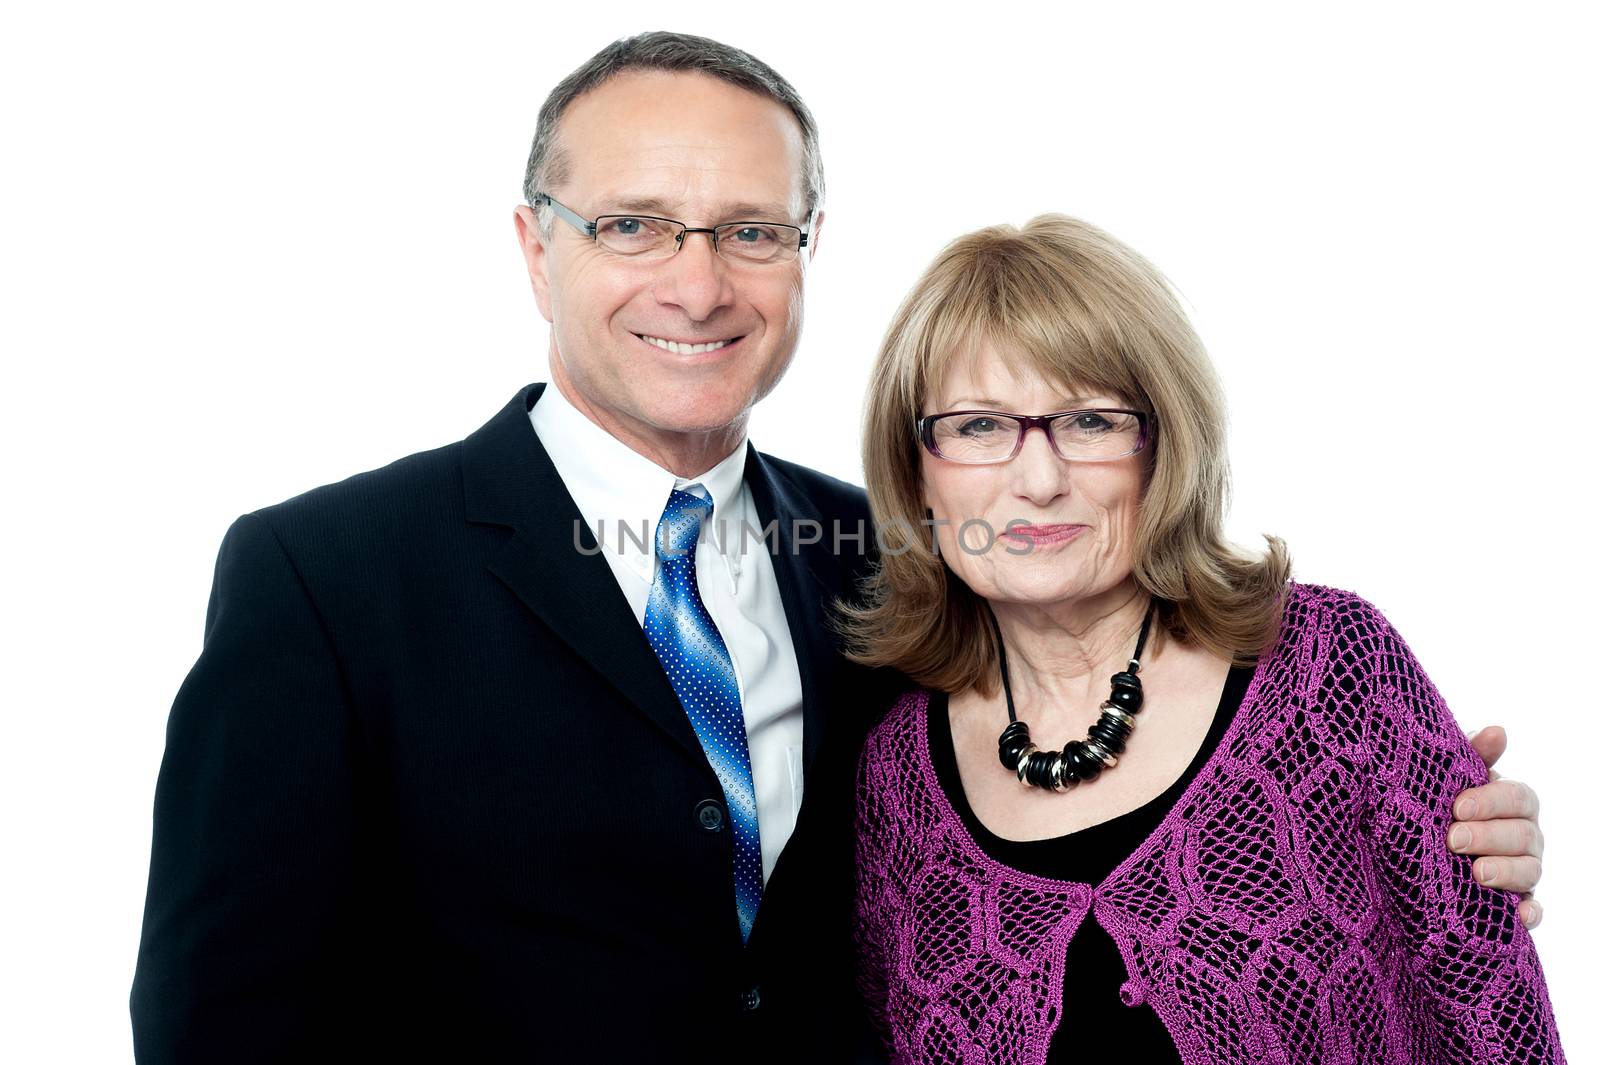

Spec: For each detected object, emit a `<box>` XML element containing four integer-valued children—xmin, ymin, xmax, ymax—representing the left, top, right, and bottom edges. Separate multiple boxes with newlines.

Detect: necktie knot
<box><xmin>657</xmin><ymin>487</ymin><xmax>713</xmax><ymax>560</ymax></box>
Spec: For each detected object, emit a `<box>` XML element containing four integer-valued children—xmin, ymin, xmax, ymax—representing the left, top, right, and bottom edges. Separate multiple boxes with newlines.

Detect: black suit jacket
<box><xmin>131</xmin><ymin>384</ymin><xmax>898</xmax><ymax>1063</ymax></box>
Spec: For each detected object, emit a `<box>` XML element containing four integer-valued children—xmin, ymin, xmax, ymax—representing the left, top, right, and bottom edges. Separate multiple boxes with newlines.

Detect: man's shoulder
<box><xmin>241</xmin><ymin>436</ymin><xmax>468</xmax><ymax>561</ymax></box>
<box><xmin>244</xmin><ymin>383</ymin><xmax>540</xmax><ymax>541</ymax></box>
<box><xmin>753</xmin><ymin>450</ymin><xmax>869</xmax><ymax>520</ymax></box>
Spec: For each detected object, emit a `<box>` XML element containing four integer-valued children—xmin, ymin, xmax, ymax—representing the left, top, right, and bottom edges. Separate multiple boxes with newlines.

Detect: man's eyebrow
<box><xmin>603</xmin><ymin>197</ymin><xmax>799</xmax><ymax>223</ymax></box>
<box><xmin>606</xmin><ymin>196</ymin><xmax>678</xmax><ymax>216</ymax></box>
<box><xmin>718</xmin><ymin>202</ymin><xmax>798</xmax><ymax>222</ymax></box>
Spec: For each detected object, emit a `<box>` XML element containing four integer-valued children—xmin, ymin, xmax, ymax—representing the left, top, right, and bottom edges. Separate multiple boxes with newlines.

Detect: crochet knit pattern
<box><xmin>854</xmin><ymin>584</ymin><xmax>1563</xmax><ymax>1063</ymax></box>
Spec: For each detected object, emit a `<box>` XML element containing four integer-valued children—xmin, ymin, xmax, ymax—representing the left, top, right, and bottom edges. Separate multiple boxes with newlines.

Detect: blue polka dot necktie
<box><xmin>642</xmin><ymin>486</ymin><xmax>762</xmax><ymax>943</ymax></box>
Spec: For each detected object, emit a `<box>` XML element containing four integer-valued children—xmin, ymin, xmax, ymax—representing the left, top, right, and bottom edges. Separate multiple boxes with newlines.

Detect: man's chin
<box><xmin>641</xmin><ymin>411</ymin><xmax>751</xmax><ymax>441</ymax></box>
<box><xmin>631</xmin><ymin>386</ymin><xmax>760</xmax><ymax>436</ymax></box>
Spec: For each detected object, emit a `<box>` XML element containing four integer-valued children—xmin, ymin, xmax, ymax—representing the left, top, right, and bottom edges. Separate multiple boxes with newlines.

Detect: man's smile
<box><xmin>633</xmin><ymin>332</ymin><xmax>744</xmax><ymax>355</ymax></box>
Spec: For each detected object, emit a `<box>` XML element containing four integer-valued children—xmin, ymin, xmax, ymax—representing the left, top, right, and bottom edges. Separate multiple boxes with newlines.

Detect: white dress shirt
<box><xmin>529</xmin><ymin>380</ymin><xmax>805</xmax><ymax>884</ymax></box>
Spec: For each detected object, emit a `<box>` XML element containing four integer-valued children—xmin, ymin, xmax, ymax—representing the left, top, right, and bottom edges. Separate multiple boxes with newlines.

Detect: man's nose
<box><xmin>654</xmin><ymin>231</ymin><xmax>735</xmax><ymax>321</ymax></box>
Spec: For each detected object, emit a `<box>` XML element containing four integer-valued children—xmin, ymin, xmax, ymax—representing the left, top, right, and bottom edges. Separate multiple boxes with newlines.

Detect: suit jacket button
<box><xmin>695</xmin><ymin>799</ymin><xmax>725</xmax><ymax>832</ymax></box>
<box><xmin>740</xmin><ymin>985</ymin><xmax>761</xmax><ymax>1011</ymax></box>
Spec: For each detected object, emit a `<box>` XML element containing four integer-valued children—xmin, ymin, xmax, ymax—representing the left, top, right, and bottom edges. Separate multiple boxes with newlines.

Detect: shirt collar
<box><xmin>529</xmin><ymin>378</ymin><xmax>751</xmax><ymax>588</ymax></box>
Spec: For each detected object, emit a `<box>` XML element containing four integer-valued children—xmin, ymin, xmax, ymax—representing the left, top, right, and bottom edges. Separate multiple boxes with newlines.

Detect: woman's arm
<box><xmin>1333</xmin><ymin>593</ymin><xmax>1563</xmax><ymax>1063</ymax></box>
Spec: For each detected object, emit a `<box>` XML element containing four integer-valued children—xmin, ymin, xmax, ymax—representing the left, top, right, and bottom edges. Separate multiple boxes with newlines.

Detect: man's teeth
<box><xmin>639</xmin><ymin>334</ymin><xmax>733</xmax><ymax>355</ymax></box>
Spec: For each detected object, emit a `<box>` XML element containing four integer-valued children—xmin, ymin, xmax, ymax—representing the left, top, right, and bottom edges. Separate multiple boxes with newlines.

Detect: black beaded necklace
<box><xmin>993</xmin><ymin>601</ymin><xmax>1157</xmax><ymax>791</ymax></box>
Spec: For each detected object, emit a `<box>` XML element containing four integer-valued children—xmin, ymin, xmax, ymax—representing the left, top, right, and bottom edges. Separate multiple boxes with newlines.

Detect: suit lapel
<box><xmin>461</xmin><ymin>384</ymin><xmax>705</xmax><ymax>762</ymax></box>
<box><xmin>743</xmin><ymin>447</ymin><xmax>847</xmax><ymax>777</ymax></box>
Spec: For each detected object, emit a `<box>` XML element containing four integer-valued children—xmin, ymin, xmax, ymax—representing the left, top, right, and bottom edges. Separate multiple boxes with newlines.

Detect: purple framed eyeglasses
<box><xmin>917</xmin><ymin>409</ymin><xmax>1153</xmax><ymax>465</ymax></box>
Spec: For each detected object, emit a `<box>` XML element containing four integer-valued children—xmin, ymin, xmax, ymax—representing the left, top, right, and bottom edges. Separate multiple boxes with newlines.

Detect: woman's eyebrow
<box><xmin>940</xmin><ymin>397</ymin><xmax>1107</xmax><ymax>410</ymax></box>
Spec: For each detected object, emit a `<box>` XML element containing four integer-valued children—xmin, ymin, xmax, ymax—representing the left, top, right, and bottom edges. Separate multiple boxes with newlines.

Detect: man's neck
<box><xmin>547</xmin><ymin>365</ymin><xmax>746</xmax><ymax>478</ymax></box>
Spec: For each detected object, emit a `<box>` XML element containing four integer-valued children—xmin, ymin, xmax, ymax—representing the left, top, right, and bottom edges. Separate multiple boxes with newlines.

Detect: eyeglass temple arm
<box><xmin>531</xmin><ymin>193</ymin><xmax>598</xmax><ymax>238</ymax></box>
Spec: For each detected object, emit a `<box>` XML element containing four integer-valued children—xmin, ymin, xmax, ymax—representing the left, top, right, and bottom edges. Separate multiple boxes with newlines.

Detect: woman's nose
<box><xmin>1010</xmin><ymin>424</ymin><xmax>1070</xmax><ymax>504</ymax></box>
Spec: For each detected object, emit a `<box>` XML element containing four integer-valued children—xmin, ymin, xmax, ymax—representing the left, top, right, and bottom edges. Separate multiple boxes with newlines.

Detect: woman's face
<box><xmin>921</xmin><ymin>343</ymin><xmax>1148</xmax><ymax>611</ymax></box>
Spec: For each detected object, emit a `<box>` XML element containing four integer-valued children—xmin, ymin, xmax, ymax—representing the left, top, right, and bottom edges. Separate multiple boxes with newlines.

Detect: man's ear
<box><xmin>513</xmin><ymin>205</ymin><xmax>555</xmax><ymax>323</ymax></box>
<box><xmin>807</xmin><ymin>209</ymin><xmax>825</xmax><ymax>261</ymax></box>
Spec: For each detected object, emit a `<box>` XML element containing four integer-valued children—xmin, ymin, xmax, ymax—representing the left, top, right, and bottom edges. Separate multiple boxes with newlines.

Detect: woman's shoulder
<box><xmin>1259</xmin><ymin>582</ymin><xmax>1437</xmax><ymax>716</ymax></box>
<box><xmin>1281</xmin><ymin>580</ymin><xmax>1386</xmax><ymax>619</ymax></box>
<box><xmin>1275</xmin><ymin>581</ymin><xmax>1413</xmax><ymax>657</ymax></box>
<box><xmin>866</xmin><ymin>687</ymin><xmax>933</xmax><ymax>738</ymax></box>
<box><xmin>1276</xmin><ymin>581</ymin><xmax>1459</xmax><ymax>750</ymax></box>
<box><xmin>858</xmin><ymin>688</ymin><xmax>934</xmax><ymax>770</ymax></box>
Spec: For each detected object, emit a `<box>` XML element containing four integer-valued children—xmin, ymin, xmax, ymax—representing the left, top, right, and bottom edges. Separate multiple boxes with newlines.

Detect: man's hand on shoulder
<box><xmin>1448</xmin><ymin>726</ymin><xmax>1544</xmax><ymax>929</ymax></box>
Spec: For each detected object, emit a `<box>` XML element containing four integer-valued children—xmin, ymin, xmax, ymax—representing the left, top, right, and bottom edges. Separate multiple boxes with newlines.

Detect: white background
<box><xmin>3</xmin><ymin>2</ymin><xmax>1595</xmax><ymax>1060</ymax></box>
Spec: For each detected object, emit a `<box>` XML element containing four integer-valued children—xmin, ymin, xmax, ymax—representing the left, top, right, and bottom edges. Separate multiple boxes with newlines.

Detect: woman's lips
<box><xmin>1001</xmin><ymin>523</ymin><xmax>1088</xmax><ymax>547</ymax></box>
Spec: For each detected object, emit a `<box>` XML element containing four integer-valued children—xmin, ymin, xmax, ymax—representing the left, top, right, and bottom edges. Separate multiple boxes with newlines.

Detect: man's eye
<box><xmin>601</xmin><ymin>217</ymin><xmax>653</xmax><ymax>238</ymax></box>
<box><xmin>731</xmin><ymin>226</ymin><xmax>774</xmax><ymax>244</ymax></box>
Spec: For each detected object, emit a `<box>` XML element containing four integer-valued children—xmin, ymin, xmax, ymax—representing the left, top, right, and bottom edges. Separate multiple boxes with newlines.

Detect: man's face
<box><xmin>515</xmin><ymin>71</ymin><xmax>819</xmax><ymax>462</ymax></box>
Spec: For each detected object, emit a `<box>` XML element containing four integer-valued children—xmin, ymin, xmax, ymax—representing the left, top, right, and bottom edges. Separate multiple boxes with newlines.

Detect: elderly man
<box><xmin>131</xmin><ymin>31</ymin><xmax>1546</xmax><ymax>1063</ymax></box>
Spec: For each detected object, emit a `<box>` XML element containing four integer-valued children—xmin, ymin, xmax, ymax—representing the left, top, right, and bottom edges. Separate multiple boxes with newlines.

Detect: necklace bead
<box><xmin>989</xmin><ymin>602</ymin><xmax>1156</xmax><ymax>792</ymax></box>
<box><xmin>997</xmin><ymin>721</ymin><xmax>1033</xmax><ymax>771</ymax></box>
<box><xmin>1101</xmin><ymin>704</ymin><xmax>1138</xmax><ymax>730</ymax></box>
<box><xmin>1023</xmin><ymin>752</ymin><xmax>1053</xmax><ymax>788</ymax></box>
<box><xmin>1014</xmin><ymin>744</ymin><xmax>1040</xmax><ymax>783</ymax></box>
<box><xmin>1087</xmin><ymin>722</ymin><xmax>1128</xmax><ymax>755</ymax></box>
<box><xmin>1084</xmin><ymin>739</ymin><xmax>1119</xmax><ymax>768</ymax></box>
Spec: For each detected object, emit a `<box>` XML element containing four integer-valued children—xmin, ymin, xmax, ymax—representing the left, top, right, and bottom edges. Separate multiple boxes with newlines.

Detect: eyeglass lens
<box><xmin>593</xmin><ymin>216</ymin><xmax>801</xmax><ymax>263</ymax></box>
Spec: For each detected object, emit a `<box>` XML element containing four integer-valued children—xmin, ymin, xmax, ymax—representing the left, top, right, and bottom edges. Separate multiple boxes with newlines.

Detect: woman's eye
<box><xmin>1071</xmin><ymin>412</ymin><xmax>1113</xmax><ymax>431</ymax></box>
<box><xmin>957</xmin><ymin>417</ymin><xmax>1001</xmax><ymax>435</ymax></box>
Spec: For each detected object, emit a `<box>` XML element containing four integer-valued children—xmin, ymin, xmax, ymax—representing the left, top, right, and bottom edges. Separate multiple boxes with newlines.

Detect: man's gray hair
<box><xmin>522</xmin><ymin>31</ymin><xmax>824</xmax><ymax>227</ymax></box>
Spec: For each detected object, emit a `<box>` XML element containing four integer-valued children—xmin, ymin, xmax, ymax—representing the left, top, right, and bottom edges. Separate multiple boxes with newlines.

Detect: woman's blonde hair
<box><xmin>839</xmin><ymin>214</ymin><xmax>1290</xmax><ymax>695</ymax></box>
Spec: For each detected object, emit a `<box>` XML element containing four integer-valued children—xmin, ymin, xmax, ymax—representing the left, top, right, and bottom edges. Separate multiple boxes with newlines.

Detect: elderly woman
<box><xmin>846</xmin><ymin>216</ymin><xmax>1562</xmax><ymax>1063</ymax></box>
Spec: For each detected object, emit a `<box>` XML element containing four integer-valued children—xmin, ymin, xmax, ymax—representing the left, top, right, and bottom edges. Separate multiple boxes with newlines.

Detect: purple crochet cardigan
<box><xmin>854</xmin><ymin>584</ymin><xmax>1563</xmax><ymax>1064</ymax></box>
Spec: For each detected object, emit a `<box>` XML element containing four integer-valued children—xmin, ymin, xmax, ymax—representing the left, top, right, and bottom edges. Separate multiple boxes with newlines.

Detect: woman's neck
<box><xmin>989</xmin><ymin>581</ymin><xmax>1153</xmax><ymax>709</ymax></box>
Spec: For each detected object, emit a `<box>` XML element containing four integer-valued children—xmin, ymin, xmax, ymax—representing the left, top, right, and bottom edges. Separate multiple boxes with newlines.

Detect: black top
<box><xmin>926</xmin><ymin>664</ymin><xmax>1255</xmax><ymax>1062</ymax></box>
